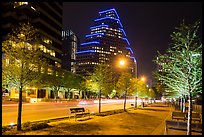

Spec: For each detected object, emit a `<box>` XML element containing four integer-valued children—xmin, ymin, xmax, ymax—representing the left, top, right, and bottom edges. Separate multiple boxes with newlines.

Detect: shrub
<box><xmin>22</xmin><ymin>121</ymin><xmax>50</xmax><ymax>131</ymax></box>
<box><xmin>2</xmin><ymin>126</ymin><xmax>11</xmax><ymax>133</ymax></box>
<box><xmin>96</xmin><ymin>109</ymin><xmax>125</xmax><ymax>116</ymax></box>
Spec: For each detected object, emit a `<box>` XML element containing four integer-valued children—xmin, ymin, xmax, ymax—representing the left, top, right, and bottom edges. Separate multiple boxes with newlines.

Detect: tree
<box><xmin>137</xmin><ymin>80</ymin><xmax>148</xmax><ymax>107</ymax></box>
<box><xmin>61</xmin><ymin>70</ymin><xmax>85</xmax><ymax>100</ymax></box>
<box><xmin>147</xmin><ymin>88</ymin><xmax>156</xmax><ymax>103</ymax></box>
<box><xmin>154</xmin><ymin>81</ymin><xmax>166</xmax><ymax>97</ymax></box>
<box><xmin>154</xmin><ymin>21</ymin><xmax>202</xmax><ymax>135</ymax></box>
<box><xmin>40</xmin><ymin>71</ymin><xmax>63</xmax><ymax>100</ymax></box>
<box><xmin>116</xmin><ymin>72</ymin><xmax>133</xmax><ymax>111</ymax></box>
<box><xmin>86</xmin><ymin>64</ymin><xmax>114</xmax><ymax>113</ymax></box>
<box><xmin>129</xmin><ymin>78</ymin><xmax>139</xmax><ymax>108</ymax></box>
<box><xmin>2</xmin><ymin>22</ymin><xmax>48</xmax><ymax>130</ymax></box>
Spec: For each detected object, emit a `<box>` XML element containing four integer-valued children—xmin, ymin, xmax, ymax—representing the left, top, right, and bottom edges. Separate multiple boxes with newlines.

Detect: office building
<box><xmin>62</xmin><ymin>30</ymin><xmax>79</xmax><ymax>73</ymax></box>
<box><xmin>2</xmin><ymin>2</ymin><xmax>63</xmax><ymax>100</ymax></box>
<box><xmin>76</xmin><ymin>8</ymin><xmax>137</xmax><ymax>77</ymax></box>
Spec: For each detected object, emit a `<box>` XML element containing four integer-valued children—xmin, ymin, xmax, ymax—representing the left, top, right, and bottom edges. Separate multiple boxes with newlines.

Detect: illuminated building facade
<box><xmin>2</xmin><ymin>2</ymin><xmax>63</xmax><ymax>68</ymax></box>
<box><xmin>76</xmin><ymin>8</ymin><xmax>137</xmax><ymax>77</ymax></box>
<box><xmin>62</xmin><ymin>30</ymin><xmax>79</xmax><ymax>73</ymax></box>
<box><xmin>2</xmin><ymin>2</ymin><xmax>63</xmax><ymax>100</ymax></box>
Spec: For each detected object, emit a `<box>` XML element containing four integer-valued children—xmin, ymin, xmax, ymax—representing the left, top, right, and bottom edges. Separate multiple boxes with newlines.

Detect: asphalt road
<box><xmin>2</xmin><ymin>99</ymin><xmax>136</xmax><ymax>126</ymax></box>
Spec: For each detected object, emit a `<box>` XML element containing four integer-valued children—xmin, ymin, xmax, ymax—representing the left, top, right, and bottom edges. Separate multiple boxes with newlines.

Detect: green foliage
<box><xmin>62</xmin><ymin>71</ymin><xmax>83</xmax><ymax>90</ymax></box>
<box><xmin>154</xmin><ymin>82</ymin><xmax>166</xmax><ymax>94</ymax></box>
<box><xmin>40</xmin><ymin>71</ymin><xmax>63</xmax><ymax>99</ymax></box>
<box><xmin>116</xmin><ymin>72</ymin><xmax>133</xmax><ymax>97</ymax></box>
<box><xmin>108</xmin><ymin>89</ymin><xmax>116</xmax><ymax>98</ymax></box>
<box><xmin>86</xmin><ymin>64</ymin><xmax>114</xmax><ymax>96</ymax></box>
<box><xmin>158</xmin><ymin>20</ymin><xmax>203</xmax><ymax>135</ymax></box>
<box><xmin>62</xmin><ymin>70</ymin><xmax>85</xmax><ymax>99</ymax></box>
<box><xmin>2</xmin><ymin>22</ymin><xmax>48</xmax><ymax>90</ymax></box>
<box><xmin>154</xmin><ymin>21</ymin><xmax>202</xmax><ymax>98</ymax></box>
<box><xmin>147</xmin><ymin>88</ymin><xmax>156</xmax><ymax>98</ymax></box>
<box><xmin>129</xmin><ymin>77</ymin><xmax>148</xmax><ymax>98</ymax></box>
<box><xmin>2</xmin><ymin>22</ymin><xmax>50</xmax><ymax>130</ymax></box>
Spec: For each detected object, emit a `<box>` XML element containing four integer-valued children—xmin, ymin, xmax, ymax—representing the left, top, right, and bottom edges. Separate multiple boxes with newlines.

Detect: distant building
<box><xmin>156</xmin><ymin>54</ymin><xmax>172</xmax><ymax>98</ymax></box>
<box><xmin>62</xmin><ymin>30</ymin><xmax>79</xmax><ymax>73</ymax></box>
<box><xmin>76</xmin><ymin>8</ymin><xmax>137</xmax><ymax>77</ymax></box>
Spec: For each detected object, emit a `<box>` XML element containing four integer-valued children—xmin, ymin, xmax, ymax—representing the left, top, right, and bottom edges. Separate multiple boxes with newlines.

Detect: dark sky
<box><xmin>63</xmin><ymin>2</ymin><xmax>202</xmax><ymax>84</ymax></box>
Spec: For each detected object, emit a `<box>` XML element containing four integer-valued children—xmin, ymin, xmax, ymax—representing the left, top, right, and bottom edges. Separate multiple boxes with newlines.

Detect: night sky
<box><xmin>63</xmin><ymin>2</ymin><xmax>202</xmax><ymax>84</ymax></box>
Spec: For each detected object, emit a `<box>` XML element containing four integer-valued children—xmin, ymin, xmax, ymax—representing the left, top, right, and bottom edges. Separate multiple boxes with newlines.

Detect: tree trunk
<box><xmin>142</xmin><ymin>98</ymin><xmax>144</xmax><ymax>108</ymax></box>
<box><xmin>99</xmin><ymin>90</ymin><xmax>101</xmax><ymax>113</ymax></box>
<box><xmin>87</xmin><ymin>91</ymin><xmax>90</xmax><ymax>99</ymax></box>
<box><xmin>134</xmin><ymin>96</ymin><xmax>137</xmax><ymax>109</ymax></box>
<box><xmin>17</xmin><ymin>85</ymin><xmax>23</xmax><ymax>130</ymax></box>
<box><xmin>84</xmin><ymin>91</ymin><xmax>88</xmax><ymax>99</ymax></box>
<box><xmin>79</xmin><ymin>90</ymin><xmax>83</xmax><ymax>99</ymax></box>
<box><xmin>124</xmin><ymin>89</ymin><xmax>127</xmax><ymax>111</ymax></box>
<box><xmin>54</xmin><ymin>90</ymin><xmax>58</xmax><ymax>101</ymax></box>
<box><xmin>187</xmin><ymin>92</ymin><xmax>192</xmax><ymax>135</ymax></box>
<box><xmin>177</xmin><ymin>97</ymin><xmax>180</xmax><ymax>110</ymax></box>
<box><xmin>67</xmin><ymin>90</ymin><xmax>70</xmax><ymax>100</ymax></box>
<box><xmin>182</xmin><ymin>95</ymin><xmax>186</xmax><ymax>113</ymax></box>
<box><xmin>180</xmin><ymin>97</ymin><xmax>183</xmax><ymax>112</ymax></box>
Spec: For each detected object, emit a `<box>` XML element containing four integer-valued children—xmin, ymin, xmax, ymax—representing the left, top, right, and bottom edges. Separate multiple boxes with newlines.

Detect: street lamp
<box><xmin>119</xmin><ymin>59</ymin><xmax>128</xmax><ymax>111</ymax></box>
<box><xmin>119</xmin><ymin>60</ymin><xmax>125</xmax><ymax>66</ymax></box>
<box><xmin>141</xmin><ymin>76</ymin><xmax>146</xmax><ymax>82</ymax></box>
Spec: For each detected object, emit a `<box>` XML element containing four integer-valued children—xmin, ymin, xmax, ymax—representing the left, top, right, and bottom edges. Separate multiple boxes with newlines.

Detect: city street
<box><xmin>2</xmin><ymin>99</ymin><xmax>135</xmax><ymax>126</ymax></box>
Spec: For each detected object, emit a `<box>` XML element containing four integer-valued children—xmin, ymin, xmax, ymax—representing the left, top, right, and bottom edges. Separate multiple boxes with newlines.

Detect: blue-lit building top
<box><xmin>76</xmin><ymin>8</ymin><xmax>137</xmax><ymax>77</ymax></box>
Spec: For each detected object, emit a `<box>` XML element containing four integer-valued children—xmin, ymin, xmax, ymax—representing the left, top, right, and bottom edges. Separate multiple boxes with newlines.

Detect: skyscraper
<box><xmin>62</xmin><ymin>30</ymin><xmax>79</xmax><ymax>73</ymax></box>
<box><xmin>75</xmin><ymin>8</ymin><xmax>137</xmax><ymax>77</ymax></box>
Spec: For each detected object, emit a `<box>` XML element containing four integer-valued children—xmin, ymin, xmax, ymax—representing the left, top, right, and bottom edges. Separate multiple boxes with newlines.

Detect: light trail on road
<box><xmin>2</xmin><ymin>99</ymin><xmax>140</xmax><ymax>126</ymax></box>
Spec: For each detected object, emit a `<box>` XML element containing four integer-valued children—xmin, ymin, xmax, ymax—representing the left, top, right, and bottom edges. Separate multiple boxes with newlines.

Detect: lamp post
<box><xmin>135</xmin><ymin>92</ymin><xmax>138</xmax><ymax>109</ymax></box>
<box><xmin>119</xmin><ymin>59</ymin><xmax>128</xmax><ymax>111</ymax></box>
<box><xmin>141</xmin><ymin>76</ymin><xmax>146</xmax><ymax>108</ymax></box>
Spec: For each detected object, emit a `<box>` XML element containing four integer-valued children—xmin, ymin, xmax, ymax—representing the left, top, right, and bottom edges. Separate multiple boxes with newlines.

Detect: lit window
<box><xmin>31</xmin><ymin>6</ymin><xmax>36</xmax><ymax>11</ymax></box>
<box><xmin>48</xmin><ymin>67</ymin><xmax>53</xmax><ymax>75</ymax></box>
<box><xmin>43</xmin><ymin>47</ymin><xmax>46</xmax><ymax>53</ymax></box>
<box><xmin>41</xmin><ymin>67</ymin><xmax>45</xmax><ymax>73</ymax></box>
<box><xmin>5</xmin><ymin>58</ymin><xmax>9</xmax><ymax>66</ymax></box>
<box><xmin>55</xmin><ymin>62</ymin><xmax>61</xmax><ymax>68</ymax></box>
